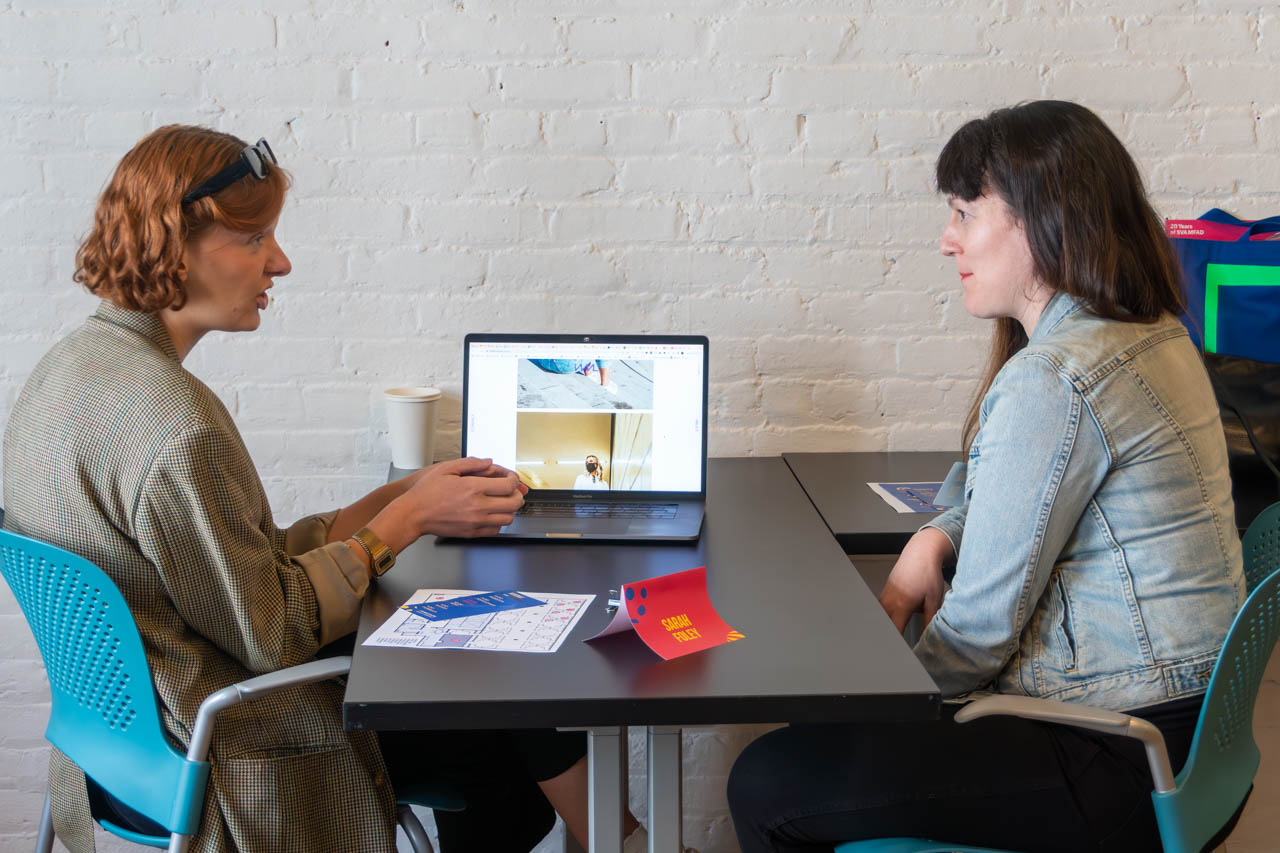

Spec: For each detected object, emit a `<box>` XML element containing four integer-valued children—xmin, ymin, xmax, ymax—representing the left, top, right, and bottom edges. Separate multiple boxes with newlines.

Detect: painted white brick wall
<box><xmin>1</xmin><ymin>3</ymin><xmax>1276</xmax><ymax>851</ymax></box>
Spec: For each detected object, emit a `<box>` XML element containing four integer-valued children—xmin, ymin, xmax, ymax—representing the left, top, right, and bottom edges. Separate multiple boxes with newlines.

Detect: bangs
<box><xmin>935</xmin><ymin>117</ymin><xmax>996</xmax><ymax>202</ymax></box>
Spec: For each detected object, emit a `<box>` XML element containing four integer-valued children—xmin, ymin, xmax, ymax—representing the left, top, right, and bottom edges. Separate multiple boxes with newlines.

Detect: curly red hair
<box><xmin>74</xmin><ymin>125</ymin><xmax>290</xmax><ymax>312</ymax></box>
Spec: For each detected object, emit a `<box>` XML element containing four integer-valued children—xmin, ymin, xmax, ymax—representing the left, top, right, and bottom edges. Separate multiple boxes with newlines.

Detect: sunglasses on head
<box><xmin>181</xmin><ymin>138</ymin><xmax>276</xmax><ymax>206</ymax></box>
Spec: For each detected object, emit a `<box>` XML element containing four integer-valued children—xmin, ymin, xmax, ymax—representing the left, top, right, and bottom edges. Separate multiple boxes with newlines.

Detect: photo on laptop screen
<box><xmin>463</xmin><ymin>335</ymin><xmax>708</xmax><ymax>495</ymax></box>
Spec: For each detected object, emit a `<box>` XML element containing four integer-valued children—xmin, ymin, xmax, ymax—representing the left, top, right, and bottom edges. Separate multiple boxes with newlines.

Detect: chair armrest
<box><xmin>955</xmin><ymin>694</ymin><xmax>1175</xmax><ymax>793</ymax></box>
<box><xmin>186</xmin><ymin>656</ymin><xmax>352</xmax><ymax>763</ymax></box>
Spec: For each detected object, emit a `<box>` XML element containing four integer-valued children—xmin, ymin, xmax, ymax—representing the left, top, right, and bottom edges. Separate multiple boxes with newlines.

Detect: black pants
<box><xmin>727</xmin><ymin>698</ymin><xmax>1200</xmax><ymax>853</ymax></box>
<box><xmin>380</xmin><ymin>727</ymin><xmax>587</xmax><ymax>853</ymax></box>
<box><xmin>316</xmin><ymin>634</ymin><xmax>587</xmax><ymax>851</ymax></box>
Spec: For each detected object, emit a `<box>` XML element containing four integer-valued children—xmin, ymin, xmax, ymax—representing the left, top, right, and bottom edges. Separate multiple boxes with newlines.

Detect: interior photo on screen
<box><xmin>517</xmin><ymin>358</ymin><xmax>654</xmax><ymax>410</ymax></box>
<box><xmin>515</xmin><ymin>411</ymin><xmax>654</xmax><ymax>491</ymax></box>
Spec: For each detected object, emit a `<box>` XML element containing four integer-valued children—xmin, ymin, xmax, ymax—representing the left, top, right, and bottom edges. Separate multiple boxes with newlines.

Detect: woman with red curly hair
<box><xmin>3</xmin><ymin>126</ymin><xmax>604</xmax><ymax>852</ymax></box>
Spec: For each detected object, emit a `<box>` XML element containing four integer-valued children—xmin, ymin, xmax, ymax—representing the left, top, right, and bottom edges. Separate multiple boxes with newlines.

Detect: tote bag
<box><xmin>1167</xmin><ymin>208</ymin><xmax>1280</xmax><ymax>361</ymax></box>
<box><xmin>1167</xmin><ymin>209</ymin><xmax>1280</xmax><ymax>482</ymax></box>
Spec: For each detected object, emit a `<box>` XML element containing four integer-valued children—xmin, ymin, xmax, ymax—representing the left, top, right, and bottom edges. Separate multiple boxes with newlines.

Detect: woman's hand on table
<box><xmin>878</xmin><ymin>527</ymin><xmax>954</xmax><ymax>635</ymax></box>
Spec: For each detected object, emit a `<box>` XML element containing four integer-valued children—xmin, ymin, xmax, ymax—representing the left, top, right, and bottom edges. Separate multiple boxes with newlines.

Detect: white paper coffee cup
<box><xmin>384</xmin><ymin>386</ymin><xmax>442</xmax><ymax>469</ymax></box>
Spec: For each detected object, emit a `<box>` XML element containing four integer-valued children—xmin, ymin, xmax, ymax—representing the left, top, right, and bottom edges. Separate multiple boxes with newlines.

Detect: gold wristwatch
<box><xmin>352</xmin><ymin>527</ymin><xmax>395</xmax><ymax>578</ymax></box>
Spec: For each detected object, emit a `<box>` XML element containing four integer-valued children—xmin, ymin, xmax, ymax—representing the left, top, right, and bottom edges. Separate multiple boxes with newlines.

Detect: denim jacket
<box><xmin>917</xmin><ymin>292</ymin><xmax>1245</xmax><ymax>711</ymax></box>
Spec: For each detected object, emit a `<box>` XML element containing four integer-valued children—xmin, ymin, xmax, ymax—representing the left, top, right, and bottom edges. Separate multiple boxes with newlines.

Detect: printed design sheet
<box><xmin>867</xmin><ymin>482</ymin><xmax>945</xmax><ymax>514</ymax></box>
<box><xmin>363</xmin><ymin>589</ymin><xmax>596</xmax><ymax>653</ymax></box>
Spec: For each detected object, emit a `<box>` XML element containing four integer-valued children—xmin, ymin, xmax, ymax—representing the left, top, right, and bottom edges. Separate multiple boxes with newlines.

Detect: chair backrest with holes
<box><xmin>1242</xmin><ymin>501</ymin><xmax>1280</xmax><ymax>593</ymax></box>
<box><xmin>0</xmin><ymin>528</ymin><xmax>206</xmax><ymax>834</ymax></box>
<box><xmin>1151</xmin><ymin>566</ymin><xmax>1280</xmax><ymax>853</ymax></box>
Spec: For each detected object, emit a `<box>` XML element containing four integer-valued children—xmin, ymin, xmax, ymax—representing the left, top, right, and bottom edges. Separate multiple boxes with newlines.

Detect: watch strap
<box><xmin>352</xmin><ymin>527</ymin><xmax>395</xmax><ymax>578</ymax></box>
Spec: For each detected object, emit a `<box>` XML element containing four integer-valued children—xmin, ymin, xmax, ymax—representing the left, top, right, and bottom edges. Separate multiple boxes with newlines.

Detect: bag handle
<box><xmin>1197</xmin><ymin>208</ymin><xmax>1280</xmax><ymax>241</ymax></box>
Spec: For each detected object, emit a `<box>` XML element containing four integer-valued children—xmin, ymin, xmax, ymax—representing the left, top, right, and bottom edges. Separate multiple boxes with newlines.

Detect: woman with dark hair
<box><xmin>728</xmin><ymin>101</ymin><xmax>1245</xmax><ymax>852</ymax></box>
<box><xmin>574</xmin><ymin>454</ymin><xmax>609</xmax><ymax>489</ymax></box>
<box><xmin>2</xmin><ymin>125</ymin><xmax>612</xmax><ymax>852</ymax></box>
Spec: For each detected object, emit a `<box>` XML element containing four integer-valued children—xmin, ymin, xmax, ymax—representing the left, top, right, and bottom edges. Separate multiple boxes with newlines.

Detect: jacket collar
<box><xmin>1028</xmin><ymin>291</ymin><xmax>1082</xmax><ymax>345</ymax></box>
<box><xmin>91</xmin><ymin>300</ymin><xmax>181</xmax><ymax>363</ymax></box>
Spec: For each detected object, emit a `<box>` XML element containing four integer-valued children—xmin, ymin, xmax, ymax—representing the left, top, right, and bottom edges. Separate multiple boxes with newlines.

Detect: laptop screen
<box><xmin>462</xmin><ymin>334</ymin><xmax>708</xmax><ymax>496</ymax></box>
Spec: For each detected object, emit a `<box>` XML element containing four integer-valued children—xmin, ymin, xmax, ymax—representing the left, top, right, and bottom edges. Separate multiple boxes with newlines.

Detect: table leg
<box><xmin>588</xmin><ymin>726</ymin><xmax>627</xmax><ymax>853</ymax></box>
<box><xmin>646</xmin><ymin>726</ymin><xmax>682</xmax><ymax>853</ymax></box>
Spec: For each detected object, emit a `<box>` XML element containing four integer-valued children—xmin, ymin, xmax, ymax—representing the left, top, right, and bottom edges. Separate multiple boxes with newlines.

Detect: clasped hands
<box><xmin>404</xmin><ymin>456</ymin><xmax>528</xmax><ymax>538</ymax></box>
<box><xmin>397</xmin><ymin>457</ymin><xmax>528</xmax><ymax>540</ymax></box>
<box><xmin>343</xmin><ymin>457</ymin><xmax>527</xmax><ymax>575</ymax></box>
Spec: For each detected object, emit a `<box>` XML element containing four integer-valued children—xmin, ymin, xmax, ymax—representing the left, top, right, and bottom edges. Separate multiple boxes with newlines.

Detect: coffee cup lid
<box><xmin>384</xmin><ymin>386</ymin><xmax>442</xmax><ymax>402</ymax></box>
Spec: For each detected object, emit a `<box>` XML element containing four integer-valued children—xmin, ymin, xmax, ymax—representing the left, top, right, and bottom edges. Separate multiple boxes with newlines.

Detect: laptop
<box><xmin>461</xmin><ymin>333</ymin><xmax>709</xmax><ymax>541</ymax></box>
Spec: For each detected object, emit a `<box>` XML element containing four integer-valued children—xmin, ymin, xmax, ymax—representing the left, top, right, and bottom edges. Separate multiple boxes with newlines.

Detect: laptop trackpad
<box><xmin>543</xmin><ymin>520</ymin><xmax>631</xmax><ymax>537</ymax></box>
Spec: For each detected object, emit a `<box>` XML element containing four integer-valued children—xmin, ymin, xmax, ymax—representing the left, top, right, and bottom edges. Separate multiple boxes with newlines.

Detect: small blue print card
<box><xmin>867</xmin><ymin>482</ymin><xmax>946</xmax><ymax>514</ymax></box>
<box><xmin>401</xmin><ymin>589</ymin><xmax>545</xmax><ymax>622</ymax></box>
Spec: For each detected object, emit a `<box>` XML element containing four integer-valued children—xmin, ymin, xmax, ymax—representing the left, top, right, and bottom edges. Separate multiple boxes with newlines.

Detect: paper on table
<box><xmin>364</xmin><ymin>589</ymin><xmax>595</xmax><ymax>653</ymax></box>
<box><xmin>867</xmin><ymin>482</ymin><xmax>945</xmax><ymax>514</ymax></box>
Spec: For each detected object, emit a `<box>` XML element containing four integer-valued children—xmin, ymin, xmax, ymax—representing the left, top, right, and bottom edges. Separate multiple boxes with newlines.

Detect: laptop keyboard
<box><xmin>519</xmin><ymin>502</ymin><xmax>679</xmax><ymax>520</ymax></box>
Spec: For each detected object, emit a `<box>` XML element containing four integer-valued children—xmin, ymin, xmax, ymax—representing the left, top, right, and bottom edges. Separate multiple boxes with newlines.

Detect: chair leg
<box><xmin>397</xmin><ymin>803</ymin><xmax>435</xmax><ymax>853</ymax></box>
<box><xmin>35</xmin><ymin>787</ymin><xmax>54</xmax><ymax>853</ymax></box>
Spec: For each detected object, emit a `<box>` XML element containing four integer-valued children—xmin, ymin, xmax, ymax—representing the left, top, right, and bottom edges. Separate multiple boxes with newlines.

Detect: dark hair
<box><xmin>75</xmin><ymin>125</ymin><xmax>290</xmax><ymax>313</ymax></box>
<box><xmin>935</xmin><ymin>100</ymin><xmax>1183</xmax><ymax>447</ymax></box>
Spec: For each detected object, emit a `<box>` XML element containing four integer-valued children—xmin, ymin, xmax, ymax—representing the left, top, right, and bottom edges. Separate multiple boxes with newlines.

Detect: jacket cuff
<box><xmin>296</xmin><ymin>541</ymin><xmax>370</xmax><ymax>646</ymax></box>
<box><xmin>284</xmin><ymin>509</ymin><xmax>340</xmax><ymax>556</ymax></box>
<box><xmin>920</xmin><ymin>509</ymin><xmax>964</xmax><ymax>557</ymax></box>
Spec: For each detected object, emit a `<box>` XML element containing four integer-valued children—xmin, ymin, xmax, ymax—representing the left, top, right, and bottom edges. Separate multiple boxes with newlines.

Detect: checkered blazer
<box><xmin>3</xmin><ymin>302</ymin><xmax>396</xmax><ymax>852</ymax></box>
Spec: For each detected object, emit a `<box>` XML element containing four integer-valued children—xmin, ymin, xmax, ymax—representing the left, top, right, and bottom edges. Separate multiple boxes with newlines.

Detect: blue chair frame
<box><xmin>837</xmin><ymin>565</ymin><xmax>1280</xmax><ymax>853</ymax></box>
<box><xmin>0</xmin><ymin>528</ymin><xmax>457</xmax><ymax>853</ymax></box>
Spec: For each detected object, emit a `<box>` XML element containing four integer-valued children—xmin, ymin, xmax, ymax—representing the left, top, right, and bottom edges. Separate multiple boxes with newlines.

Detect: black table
<box><xmin>783</xmin><ymin>451</ymin><xmax>961</xmax><ymax>555</ymax></box>
<box><xmin>344</xmin><ymin>457</ymin><xmax>939</xmax><ymax>852</ymax></box>
<box><xmin>785</xmin><ymin>451</ymin><xmax>1279</xmax><ymax>554</ymax></box>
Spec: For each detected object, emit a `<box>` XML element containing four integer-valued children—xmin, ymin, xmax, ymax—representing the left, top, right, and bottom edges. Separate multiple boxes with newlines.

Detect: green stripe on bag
<box><xmin>1205</xmin><ymin>263</ymin><xmax>1280</xmax><ymax>353</ymax></box>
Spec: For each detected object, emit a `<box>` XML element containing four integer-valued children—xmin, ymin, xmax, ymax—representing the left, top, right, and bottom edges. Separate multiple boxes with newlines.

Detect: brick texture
<box><xmin>1</xmin><ymin>4</ymin><xmax>1275</xmax><ymax>851</ymax></box>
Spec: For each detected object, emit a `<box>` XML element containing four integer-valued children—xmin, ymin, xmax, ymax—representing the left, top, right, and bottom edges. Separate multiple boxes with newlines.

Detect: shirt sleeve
<box><xmin>133</xmin><ymin>419</ymin><xmax>369</xmax><ymax>673</ymax></box>
<box><xmin>913</xmin><ymin>354</ymin><xmax>1109</xmax><ymax>697</ymax></box>
<box><xmin>288</xmin><ymin>511</ymin><xmax>371</xmax><ymax>647</ymax></box>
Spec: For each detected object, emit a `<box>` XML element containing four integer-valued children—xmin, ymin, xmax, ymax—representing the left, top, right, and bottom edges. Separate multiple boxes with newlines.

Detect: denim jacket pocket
<box><xmin>1160</xmin><ymin>653</ymin><xmax>1217</xmax><ymax>699</ymax></box>
<box><xmin>1051</xmin><ymin>571</ymin><xmax>1079</xmax><ymax>673</ymax></box>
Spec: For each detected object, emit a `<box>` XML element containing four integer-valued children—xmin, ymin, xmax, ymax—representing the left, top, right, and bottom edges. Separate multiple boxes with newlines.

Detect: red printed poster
<box><xmin>586</xmin><ymin>566</ymin><xmax>745</xmax><ymax>660</ymax></box>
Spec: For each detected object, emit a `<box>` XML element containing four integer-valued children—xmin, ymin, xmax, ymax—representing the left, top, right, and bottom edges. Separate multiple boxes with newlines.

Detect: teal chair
<box><xmin>0</xmin><ymin>528</ymin><xmax>460</xmax><ymax>853</ymax></box>
<box><xmin>1242</xmin><ymin>501</ymin><xmax>1280</xmax><ymax>593</ymax></box>
<box><xmin>837</xmin><ymin>564</ymin><xmax>1280</xmax><ymax>853</ymax></box>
